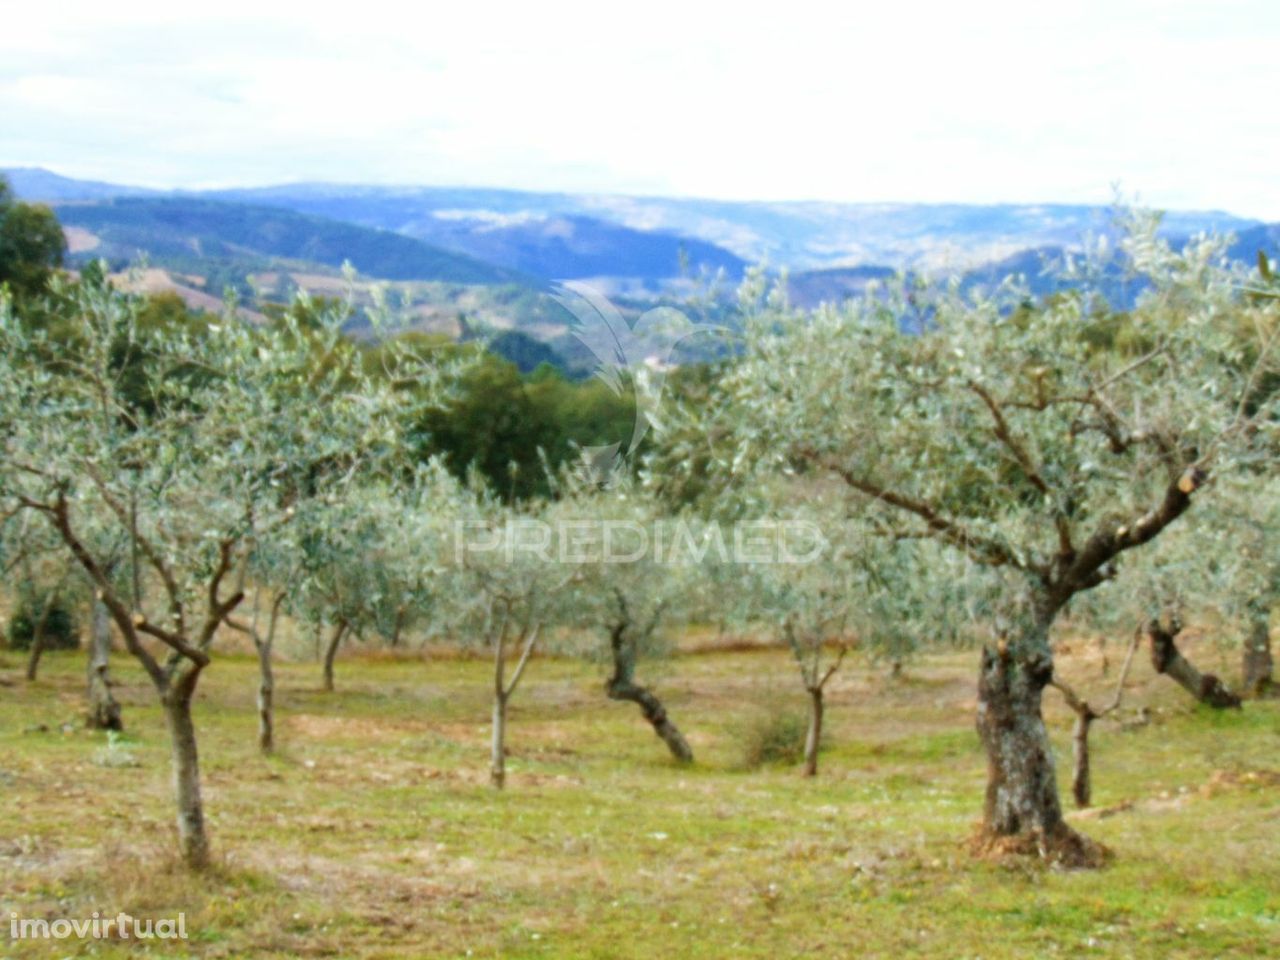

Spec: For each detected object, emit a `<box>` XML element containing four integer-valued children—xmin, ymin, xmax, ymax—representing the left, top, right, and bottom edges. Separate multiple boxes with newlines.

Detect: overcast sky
<box><xmin>3</xmin><ymin>0</ymin><xmax>1278</xmax><ymax>217</ymax></box>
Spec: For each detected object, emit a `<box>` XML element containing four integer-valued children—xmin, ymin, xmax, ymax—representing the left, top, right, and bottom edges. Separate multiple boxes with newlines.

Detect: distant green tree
<box><xmin>417</xmin><ymin>352</ymin><xmax>635</xmax><ymax>500</ymax></box>
<box><xmin>0</xmin><ymin>176</ymin><xmax>66</xmax><ymax>300</ymax></box>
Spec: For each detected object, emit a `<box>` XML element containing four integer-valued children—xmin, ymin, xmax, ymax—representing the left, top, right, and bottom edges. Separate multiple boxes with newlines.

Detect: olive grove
<box><xmin>0</xmin><ymin>277</ymin><xmax>457</xmax><ymax>866</ymax></box>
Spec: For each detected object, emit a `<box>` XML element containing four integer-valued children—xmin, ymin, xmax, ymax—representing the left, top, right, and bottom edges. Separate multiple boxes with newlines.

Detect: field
<box><xmin>2</xmin><ymin>634</ymin><xmax>1278</xmax><ymax>959</ymax></box>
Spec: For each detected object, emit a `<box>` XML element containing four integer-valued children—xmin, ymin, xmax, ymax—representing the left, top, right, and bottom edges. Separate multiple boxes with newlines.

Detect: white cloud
<box><xmin>1</xmin><ymin>0</ymin><xmax>1278</xmax><ymax>216</ymax></box>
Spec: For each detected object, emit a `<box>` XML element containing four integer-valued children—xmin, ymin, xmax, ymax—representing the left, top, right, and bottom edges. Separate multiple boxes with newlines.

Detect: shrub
<box><xmin>7</xmin><ymin>592</ymin><xmax>80</xmax><ymax>651</ymax></box>
<box><xmin>736</xmin><ymin>704</ymin><xmax>809</xmax><ymax>770</ymax></box>
<box><xmin>92</xmin><ymin>731</ymin><xmax>141</xmax><ymax>769</ymax></box>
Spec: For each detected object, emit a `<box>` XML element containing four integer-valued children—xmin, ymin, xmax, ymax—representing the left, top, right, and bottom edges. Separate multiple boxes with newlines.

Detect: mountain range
<box><xmin>6</xmin><ymin>165</ymin><xmax>1278</xmax><ymax>327</ymax></box>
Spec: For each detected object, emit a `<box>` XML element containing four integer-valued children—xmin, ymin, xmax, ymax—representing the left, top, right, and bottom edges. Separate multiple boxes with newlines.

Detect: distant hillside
<box><xmin>404</xmin><ymin>213</ymin><xmax>745</xmax><ymax>282</ymax></box>
<box><xmin>204</xmin><ymin>181</ymin><xmax>1263</xmax><ymax>272</ymax></box>
<box><xmin>11</xmin><ymin>168</ymin><xmax>1267</xmax><ymax>276</ymax></box>
<box><xmin>52</xmin><ymin>197</ymin><xmax>532</xmax><ymax>287</ymax></box>
<box><xmin>4</xmin><ymin>166</ymin><xmax>160</xmax><ymax>201</ymax></box>
<box><xmin>206</xmin><ymin>187</ymin><xmax>743</xmax><ymax>282</ymax></box>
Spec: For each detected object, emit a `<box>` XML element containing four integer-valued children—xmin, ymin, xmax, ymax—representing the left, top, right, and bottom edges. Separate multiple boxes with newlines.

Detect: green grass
<box><xmin>1</xmin><ymin>639</ymin><xmax>1277</xmax><ymax>958</ymax></box>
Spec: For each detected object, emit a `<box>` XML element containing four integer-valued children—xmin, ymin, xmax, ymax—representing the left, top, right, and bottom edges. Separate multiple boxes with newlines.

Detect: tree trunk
<box><xmin>1069</xmin><ymin>709</ymin><xmax>1094</xmax><ymax>809</ymax></box>
<box><xmin>605</xmin><ymin>676</ymin><xmax>694</xmax><ymax>763</ymax></box>
<box><xmin>1147</xmin><ymin>617</ymin><xmax>1241</xmax><ymax>709</ymax></box>
<box><xmin>256</xmin><ymin>641</ymin><xmax>274</xmax><ymax>753</ymax></box>
<box><xmin>803</xmin><ymin>686</ymin><xmax>823</xmax><ymax>777</ymax></box>
<box><xmin>162</xmin><ymin>685</ymin><xmax>210</xmax><ymax>869</ymax></box>
<box><xmin>23</xmin><ymin>592</ymin><xmax>58</xmax><ymax>682</ymax></box>
<box><xmin>606</xmin><ymin>621</ymin><xmax>693</xmax><ymax>763</ymax></box>
<box><xmin>1241</xmin><ymin>601</ymin><xmax>1274</xmax><ymax>698</ymax></box>
<box><xmin>321</xmin><ymin>621</ymin><xmax>347</xmax><ymax>693</ymax></box>
<box><xmin>974</xmin><ymin>617</ymin><xmax>1105</xmax><ymax>867</ymax></box>
<box><xmin>85</xmin><ymin>599</ymin><xmax>122</xmax><ymax>731</ymax></box>
<box><xmin>491</xmin><ymin>691</ymin><xmax>507</xmax><ymax>789</ymax></box>
<box><xmin>390</xmin><ymin>606</ymin><xmax>406</xmax><ymax>648</ymax></box>
<box><xmin>25</xmin><ymin>634</ymin><xmax>46</xmax><ymax>681</ymax></box>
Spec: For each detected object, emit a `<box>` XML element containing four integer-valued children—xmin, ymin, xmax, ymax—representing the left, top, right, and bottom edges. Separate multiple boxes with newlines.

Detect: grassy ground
<box><xmin>1</xmin><ymin>633</ymin><xmax>1277</xmax><ymax>959</ymax></box>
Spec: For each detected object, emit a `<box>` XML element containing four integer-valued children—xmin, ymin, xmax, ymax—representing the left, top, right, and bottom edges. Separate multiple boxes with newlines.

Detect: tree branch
<box><xmin>803</xmin><ymin>450</ymin><xmax>1023</xmax><ymax>569</ymax></box>
<box><xmin>967</xmin><ymin>380</ymin><xmax>1073</xmax><ymax>556</ymax></box>
<box><xmin>33</xmin><ymin>491</ymin><xmax>168</xmax><ymax>689</ymax></box>
<box><xmin>1063</xmin><ymin>466</ymin><xmax>1205</xmax><ymax>594</ymax></box>
<box><xmin>505</xmin><ymin>623</ymin><xmax>541</xmax><ymax>698</ymax></box>
<box><xmin>80</xmin><ymin>459</ymin><xmax>186</xmax><ymax>637</ymax></box>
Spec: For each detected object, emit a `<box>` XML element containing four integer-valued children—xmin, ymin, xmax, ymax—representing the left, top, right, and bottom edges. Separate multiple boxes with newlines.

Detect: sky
<box><xmin>3</xmin><ymin>0</ymin><xmax>1279</xmax><ymax>217</ymax></box>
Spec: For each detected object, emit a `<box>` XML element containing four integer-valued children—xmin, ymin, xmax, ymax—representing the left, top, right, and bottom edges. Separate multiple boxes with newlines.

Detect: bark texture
<box><xmin>85</xmin><ymin>598</ymin><xmax>123</xmax><ymax>731</ymax></box>
<box><xmin>1147</xmin><ymin>616</ymin><xmax>1241</xmax><ymax>709</ymax></box>
<box><xmin>973</xmin><ymin>630</ymin><xmax>1107</xmax><ymax>867</ymax></box>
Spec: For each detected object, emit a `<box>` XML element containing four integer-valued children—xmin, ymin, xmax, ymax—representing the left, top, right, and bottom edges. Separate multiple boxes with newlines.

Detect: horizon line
<box><xmin>1</xmin><ymin>164</ymin><xmax>1263</xmax><ymax>223</ymax></box>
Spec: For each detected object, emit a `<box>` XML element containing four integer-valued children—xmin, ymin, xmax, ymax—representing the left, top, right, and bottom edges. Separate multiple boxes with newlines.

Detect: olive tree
<box><xmin>451</xmin><ymin>482</ymin><xmax>584</xmax><ymax>788</ymax></box>
<box><xmin>556</xmin><ymin>475</ymin><xmax>701</xmax><ymax>763</ymax></box>
<box><xmin>226</xmin><ymin>519</ymin><xmax>299</xmax><ymax>752</ymax></box>
<box><xmin>708</xmin><ymin>219</ymin><xmax>1279</xmax><ymax>864</ymax></box>
<box><xmin>0</xmin><ymin>278</ymin><xmax>442</xmax><ymax>867</ymax></box>
<box><xmin>227</xmin><ymin>461</ymin><xmax>463</xmax><ymax>751</ymax></box>
<box><xmin>737</xmin><ymin>501</ymin><xmax>976</xmax><ymax>777</ymax></box>
<box><xmin>292</xmin><ymin>492</ymin><xmax>397</xmax><ymax>693</ymax></box>
<box><xmin>758</xmin><ymin>563</ymin><xmax>851</xmax><ymax>778</ymax></box>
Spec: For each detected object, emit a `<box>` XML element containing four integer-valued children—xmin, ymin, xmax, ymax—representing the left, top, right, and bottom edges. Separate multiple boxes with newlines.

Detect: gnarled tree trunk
<box><xmin>974</xmin><ymin>610</ymin><xmax>1105</xmax><ymax>867</ymax></box>
<box><xmin>162</xmin><ymin>677</ymin><xmax>210</xmax><ymax>869</ymax></box>
<box><xmin>605</xmin><ymin>619</ymin><xmax>693</xmax><ymax>764</ymax></box>
<box><xmin>1241</xmin><ymin>600</ymin><xmax>1274</xmax><ymax>698</ymax></box>
<box><xmin>85</xmin><ymin>598</ymin><xmax>122</xmax><ymax>731</ymax></box>
<box><xmin>1147</xmin><ymin>615</ymin><xmax>1241</xmax><ymax>709</ymax></box>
